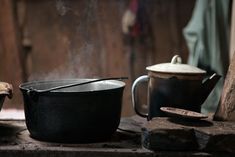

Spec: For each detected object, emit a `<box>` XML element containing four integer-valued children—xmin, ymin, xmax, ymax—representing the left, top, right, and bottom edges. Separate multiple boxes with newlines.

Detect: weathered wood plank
<box><xmin>0</xmin><ymin>147</ymin><xmax>232</xmax><ymax>157</ymax></box>
<box><xmin>0</xmin><ymin>0</ymin><xmax>24</xmax><ymax>108</ymax></box>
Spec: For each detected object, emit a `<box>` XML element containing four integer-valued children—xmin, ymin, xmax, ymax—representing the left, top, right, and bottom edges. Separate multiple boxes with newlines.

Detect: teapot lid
<box><xmin>146</xmin><ymin>55</ymin><xmax>206</xmax><ymax>75</ymax></box>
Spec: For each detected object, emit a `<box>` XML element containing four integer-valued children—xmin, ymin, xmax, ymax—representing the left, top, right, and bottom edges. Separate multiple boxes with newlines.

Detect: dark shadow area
<box><xmin>24</xmin><ymin>129</ymin><xmax>141</xmax><ymax>148</ymax></box>
<box><xmin>0</xmin><ymin>122</ymin><xmax>24</xmax><ymax>145</ymax></box>
<box><xmin>168</xmin><ymin>117</ymin><xmax>214</xmax><ymax>127</ymax></box>
<box><xmin>0</xmin><ymin>123</ymin><xmax>21</xmax><ymax>136</ymax></box>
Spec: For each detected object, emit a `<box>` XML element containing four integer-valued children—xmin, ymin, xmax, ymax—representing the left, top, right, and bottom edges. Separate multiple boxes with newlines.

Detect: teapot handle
<box><xmin>131</xmin><ymin>75</ymin><xmax>149</xmax><ymax>118</ymax></box>
<box><xmin>171</xmin><ymin>55</ymin><xmax>182</xmax><ymax>64</ymax></box>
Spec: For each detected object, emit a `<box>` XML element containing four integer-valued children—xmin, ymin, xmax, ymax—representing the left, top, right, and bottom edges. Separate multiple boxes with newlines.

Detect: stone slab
<box><xmin>142</xmin><ymin>117</ymin><xmax>235</xmax><ymax>153</ymax></box>
<box><xmin>0</xmin><ymin>117</ymin><xmax>234</xmax><ymax>157</ymax></box>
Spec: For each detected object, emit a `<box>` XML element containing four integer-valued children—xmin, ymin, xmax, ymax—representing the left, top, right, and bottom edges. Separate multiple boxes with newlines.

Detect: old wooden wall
<box><xmin>0</xmin><ymin>0</ymin><xmax>195</xmax><ymax>116</ymax></box>
<box><xmin>0</xmin><ymin>0</ymin><xmax>24</xmax><ymax>109</ymax></box>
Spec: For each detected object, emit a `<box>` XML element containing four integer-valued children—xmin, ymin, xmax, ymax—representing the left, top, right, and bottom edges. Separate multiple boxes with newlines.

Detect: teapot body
<box><xmin>132</xmin><ymin>55</ymin><xmax>220</xmax><ymax>120</ymax></box>
<box><xmin>148</xmin><ymin>72</ymin><xmax>202</xmax><ymax>118</ymax></box>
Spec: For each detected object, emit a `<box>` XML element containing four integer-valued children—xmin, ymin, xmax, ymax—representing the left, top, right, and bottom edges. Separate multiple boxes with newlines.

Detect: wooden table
<box><xmin>0</xmin><ymin>117</ymin><xmax>234</xmax><ymax>157</ymax></box>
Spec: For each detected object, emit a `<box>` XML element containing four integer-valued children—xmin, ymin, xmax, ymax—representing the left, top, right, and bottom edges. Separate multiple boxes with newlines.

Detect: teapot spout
<box><xmin>200</xmin><ymin>73</ymin><xmax>221</xmax><ymax>103</ymax></box>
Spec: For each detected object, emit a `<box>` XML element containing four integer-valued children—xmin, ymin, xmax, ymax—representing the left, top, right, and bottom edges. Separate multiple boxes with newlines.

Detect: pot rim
<box><xmin>19</xmin><ymin>79</ymin><xmax>125</xmax><ymax>93</ymax></box>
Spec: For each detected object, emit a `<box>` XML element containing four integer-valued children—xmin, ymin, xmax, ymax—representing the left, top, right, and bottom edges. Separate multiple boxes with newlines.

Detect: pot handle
<box><xmin>131</xmin><ymin>75</ymin><xmax>149</xmax><ymax>118</ymax></box>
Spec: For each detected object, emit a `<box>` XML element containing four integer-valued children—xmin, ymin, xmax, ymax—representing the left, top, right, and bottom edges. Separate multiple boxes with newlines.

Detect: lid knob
<box><xmin>171</xmin><ymin>55</ymin><xmax>182</xmax><ymax>64</ymax></box>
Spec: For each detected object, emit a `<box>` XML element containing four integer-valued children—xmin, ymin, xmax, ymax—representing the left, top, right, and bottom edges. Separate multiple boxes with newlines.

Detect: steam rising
<box><xmin>28</xmin><ymin>43</ymin><xmax>97</xmax><ymax>81</ymax></box>
<box><xmin>29</xmin><ymin>0</ymin><xmax>99</xmax><ymax>81</ymax></box>
<box><xmin>56</xmin><ymin>0</ymin><xmax>70</xmax><ymax>16</ymax></box>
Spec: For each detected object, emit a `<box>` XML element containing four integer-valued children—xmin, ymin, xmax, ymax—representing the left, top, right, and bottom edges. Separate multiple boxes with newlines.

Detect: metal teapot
<box><xmin>132</xmin><ymin>55</ymin><xmax>221</xmax><ymax>119</ymax></box>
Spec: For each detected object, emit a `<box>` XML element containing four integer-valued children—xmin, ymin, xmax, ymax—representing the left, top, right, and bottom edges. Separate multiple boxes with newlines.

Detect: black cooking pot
<box><xmin>19</xmin><ymin>79</ymin><xmax>125</xmax><ymax>143</ymax></box>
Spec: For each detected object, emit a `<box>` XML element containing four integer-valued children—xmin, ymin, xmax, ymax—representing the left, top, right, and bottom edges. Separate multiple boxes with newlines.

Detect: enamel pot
<box><xmin>132</xmin><ymin>55</ymin><xmax>221</xmax><ymax>120</ymax></box>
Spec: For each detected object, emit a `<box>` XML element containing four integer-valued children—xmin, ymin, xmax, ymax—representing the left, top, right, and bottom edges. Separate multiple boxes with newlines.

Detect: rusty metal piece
<box><xmin>160</xmin><ymin>107</ymin><xmax>208</xmax><ymax>120</ymax></box>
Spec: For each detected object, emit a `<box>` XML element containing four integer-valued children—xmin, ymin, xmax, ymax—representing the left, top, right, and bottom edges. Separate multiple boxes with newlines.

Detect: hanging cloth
<box><xmin>183</xmin><ymin>0</ymin><xmax>231</xmax><ymax>113</ymax></box>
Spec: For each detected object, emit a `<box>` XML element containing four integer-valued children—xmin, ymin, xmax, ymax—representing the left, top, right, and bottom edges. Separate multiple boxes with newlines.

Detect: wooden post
<box><xmin>214</xmin><ymin>54</ymin><xmax>235</xmax><ymax>121</ymax></box>
<box><xmin>214</xmin><ymin>1</ymin><xmax>235</xmax><ymax>121</ymax></box>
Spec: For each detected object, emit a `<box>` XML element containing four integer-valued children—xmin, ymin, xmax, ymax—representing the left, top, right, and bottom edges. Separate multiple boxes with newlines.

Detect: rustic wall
<box><xmin>0</xmin><ymin>0</ymin><xmax>24</xmax><ymax>108</ymax></box>
<box><xmin>0</xmin><ymin>0</ymin><xmax>195</xmax><ymax>116</ymax></box>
